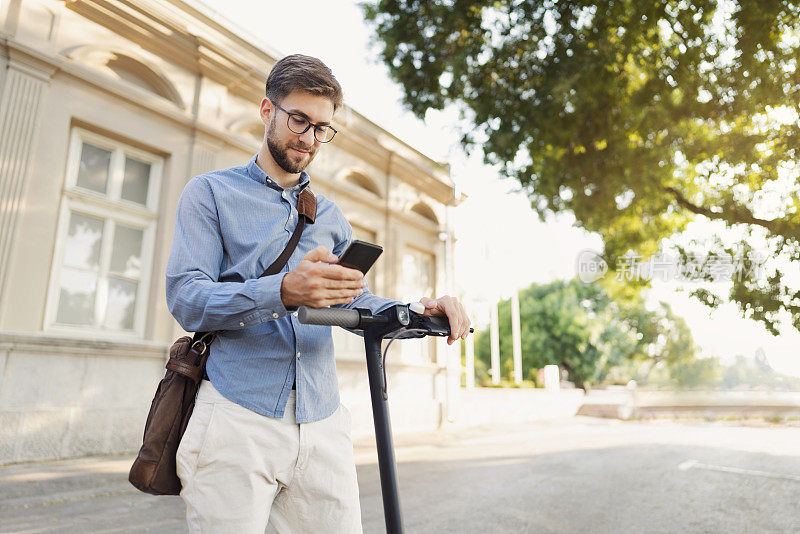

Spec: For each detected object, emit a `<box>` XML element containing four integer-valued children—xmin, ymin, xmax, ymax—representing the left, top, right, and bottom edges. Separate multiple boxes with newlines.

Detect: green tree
<box><xmin>473</xmin><ymin>279</ymin><xmax>697</xmax><ymax>388</ymax></box>
<box><xmin>669</xmin><ymin>356</ymin><xmax>723</xmax><ymax>388</ymax></box>
<box><xmin>363</xmin><ymin>0</ymin><xmax>800</xmax><ymax>335</ymax></box>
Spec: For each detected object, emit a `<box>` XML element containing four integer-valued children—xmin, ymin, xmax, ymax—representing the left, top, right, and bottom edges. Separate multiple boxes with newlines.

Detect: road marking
<box><xmin>678</xmin><ymin>459</ymin><xmax>800</xmax><ymax>482</ymax></box>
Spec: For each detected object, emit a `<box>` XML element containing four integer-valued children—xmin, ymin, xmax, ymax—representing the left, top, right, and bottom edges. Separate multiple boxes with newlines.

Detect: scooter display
<box><xmin>298</xmin><ymin>302</ymin><xmax>473</xmax><ymax>534</ymax></box>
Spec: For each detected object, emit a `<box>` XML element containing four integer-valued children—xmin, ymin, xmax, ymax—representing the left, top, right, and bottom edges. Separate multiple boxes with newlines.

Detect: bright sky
<box><xmin>198</xmin><ymin>0</ymin><xmax>800</xmax><ymax>378</ymax></box>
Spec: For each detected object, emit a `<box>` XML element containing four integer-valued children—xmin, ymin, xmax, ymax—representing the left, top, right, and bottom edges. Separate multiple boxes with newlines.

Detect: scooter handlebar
<box><xmin>297</xmin><ymin>304</ymin><xmax>474</xmax><ymax>338</ymax></box>
<box><xmin>297</xmin><ymin>306</ymin><xmax>361</xmax><ymax>328</ymax></box>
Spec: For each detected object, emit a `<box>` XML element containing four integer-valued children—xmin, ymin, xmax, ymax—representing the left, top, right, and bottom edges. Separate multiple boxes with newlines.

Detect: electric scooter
<box><xmin>298</xmin><ymin>302</ymin><xmax>473</xmax><ymax>534</ymax></box>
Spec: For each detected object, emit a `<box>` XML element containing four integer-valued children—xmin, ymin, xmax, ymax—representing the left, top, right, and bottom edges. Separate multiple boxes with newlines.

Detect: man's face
<box><xmin>261</xmin><ymin>91</ymin><xmax>335</xmax><ymax>175</ymax></box>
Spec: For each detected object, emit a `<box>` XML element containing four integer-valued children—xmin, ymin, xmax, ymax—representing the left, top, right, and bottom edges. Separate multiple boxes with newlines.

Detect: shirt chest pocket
<box><xmin>291</xmin><ymin>225</ymin><xmax>337</xmax><ymax>264</ymax></box>
<box><xmin>307</xmin><ymin>214</ymin><xmax>347</xmax><ymax>252</ymax></box>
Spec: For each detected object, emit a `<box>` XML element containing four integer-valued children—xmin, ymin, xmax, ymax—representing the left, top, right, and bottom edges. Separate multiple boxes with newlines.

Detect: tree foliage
<box><xmin>472</xmin><ymin>279</ymin><xmax>698</xmax><ymax>388</ymax></box>
<box><xmin>363</xmin><ymin>0</ymin><xmax>800</xmax><ymax>334</ymax></box>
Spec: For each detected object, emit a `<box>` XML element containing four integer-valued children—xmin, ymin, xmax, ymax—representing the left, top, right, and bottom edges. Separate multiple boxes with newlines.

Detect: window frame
<box><xmin>44</xmin><ymin>128</ymin><xmax>162</xmax><ymax>339</ymax></box>
<box><xmin>398</xmin><ymin>244</ymin><xmax>438</xmax><ymax>364</ymax></box>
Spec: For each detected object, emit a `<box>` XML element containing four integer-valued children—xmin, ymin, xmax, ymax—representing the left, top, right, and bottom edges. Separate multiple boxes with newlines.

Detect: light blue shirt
<box><xmin>166</xmin><ymin>154</ymin><xmax>404</xmax><ymax>423</ymax></box>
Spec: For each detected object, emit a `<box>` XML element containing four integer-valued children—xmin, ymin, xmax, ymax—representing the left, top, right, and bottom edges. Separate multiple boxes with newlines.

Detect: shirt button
<box><xmin>296</xmin><ymin>351</ymin><xmax>301</xmax><ymax>359</ymax></box>
<box><xmin>273</xmin><ymin>312</ymin><xmax>279</xmax><ymax>318</ymax></box>
<box><xmin>239</xmin><ymin>322</ymin><xmax>245</xmax><ymax>327</ymax></box>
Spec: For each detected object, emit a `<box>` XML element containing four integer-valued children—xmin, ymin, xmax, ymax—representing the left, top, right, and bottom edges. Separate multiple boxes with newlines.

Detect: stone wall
<box><xmin>450</xmin><ymin>388</ymin><xmax>586</xmax><ymax>428</ymax></box>
<box><xmin>0</xmin><ymin>332</ymin><xmax>165</xmax><ymax>464</ymax></box>
<box><xmin>579</xmin><ymin>387</ymin><xmax>800</xmax><ymax>419</ymax></box>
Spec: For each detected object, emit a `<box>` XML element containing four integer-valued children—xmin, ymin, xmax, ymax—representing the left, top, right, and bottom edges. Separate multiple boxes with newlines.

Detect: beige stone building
<box><xmin>0</xmin><ymin>0</ymin><xmax>464</xmax><ymax>464</ymax></box>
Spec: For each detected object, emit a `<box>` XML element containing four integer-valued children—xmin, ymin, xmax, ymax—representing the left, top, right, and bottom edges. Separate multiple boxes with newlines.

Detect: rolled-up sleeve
<box><xmin>165</xmin><ymin>176</ymin><xmax>290</xmax><ymax>333</ymax></box>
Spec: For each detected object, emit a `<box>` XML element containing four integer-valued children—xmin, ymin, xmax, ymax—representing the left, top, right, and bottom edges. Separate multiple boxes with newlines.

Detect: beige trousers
<box><xmin>176</xmin><ymin>380</ymin><xmax>362</xmax><ymax>534</ymax></box>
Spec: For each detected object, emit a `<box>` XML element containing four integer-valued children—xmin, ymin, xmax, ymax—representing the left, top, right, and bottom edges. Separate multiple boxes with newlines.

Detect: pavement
<box><xmin>1</xmin><ymin>417</ymin><xmax>799</xmax><ymax>533</ymax></box>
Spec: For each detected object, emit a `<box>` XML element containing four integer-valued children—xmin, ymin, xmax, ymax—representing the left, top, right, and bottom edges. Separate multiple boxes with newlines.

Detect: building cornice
<box><xmin>2</xmin><ymin>38</ymin><xmax>461</xmax><ymax>227</ymax></box>
<box><xmin>59</xmin><ymin>0</ymin><xmax>455</xmax><ymax>199</ymax></box>
<box><xmin>3</xmin><ymin>41</ymin><xmax>58</xmax><ymax>80</ymax></box>
<box><xmin>1</xmin><ymin>38</ymin><xmax>262</xmax><ymax>152</ymax></box>
<box><xmin>331</xmin><ymin>130</ymin><xmax>456</xmax><ymax>205</ymax></box>
<box><xmin>0</xmin><ymin>330</ymin><xmax>168</xmax><ymax>360</ymax></box>
<box><xmin>389</xmin><ymin>155</ymin><xmax>455</xmax><ymax>204</ymax></box>
<box><xmin>346</xmin><ymin>106</ymin><xmax>452</xmax><ymax>181</ymax></box>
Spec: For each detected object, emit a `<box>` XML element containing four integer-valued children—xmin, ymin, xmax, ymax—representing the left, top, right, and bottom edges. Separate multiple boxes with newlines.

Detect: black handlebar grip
<box><xmin>424</xmin><ymin>315</ymin><xmax>450</xmax><ymax>329</ymax></box>
<box><xmin>297</xmin><ymin>306</ymin><xmax>361</xmax><ymax>328</ymax></box>
<box><xmin>426</xmin><ymin>316</ymin><xmax>475</xmax><ymax>334</ymax></box>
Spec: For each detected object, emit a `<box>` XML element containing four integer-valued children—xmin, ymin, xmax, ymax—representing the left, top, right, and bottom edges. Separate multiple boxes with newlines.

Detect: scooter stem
<box><xmin>364</xmin><ymin>326</ymin><xmax>404</xmax><ymax>534</ymax></box>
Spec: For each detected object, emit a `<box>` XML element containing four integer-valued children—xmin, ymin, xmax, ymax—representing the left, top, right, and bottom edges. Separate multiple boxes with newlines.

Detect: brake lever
<box><xmin>408</xmin><ymin>313</ymin><xmax>451</xmax><ymax>337</ymax></box>
<box><xmin>378</xmin><ymin>305</ymin><xmax>474</xmax><ymax>400</ymax></box>
<box><xmin>406</xmin><ymin>306</ymin><xmax>474</xmax><ymax>338</ymax></box>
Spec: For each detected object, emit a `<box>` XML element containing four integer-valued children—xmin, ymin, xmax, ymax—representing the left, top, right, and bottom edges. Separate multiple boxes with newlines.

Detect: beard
<box><xmin>267</xmin><ymin>118</ymin><xmax>317</xmax><ymax>174</ymax></box>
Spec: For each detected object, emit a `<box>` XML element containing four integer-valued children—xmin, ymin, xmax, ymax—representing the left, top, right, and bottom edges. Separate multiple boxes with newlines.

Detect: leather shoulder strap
<box><xmin>262</xmin><ymin>187</ymin><xmax>316</xmax><ymax>277</ymax></box>
<box><xmin>297</xmin><ymin>187</ymin><xmax>317</xmax><ymax>224</ymax></box>
<box><xmin>191</xmin><ymin>188</ymin><xmax>317</xmax><ymax>349</ymax></box>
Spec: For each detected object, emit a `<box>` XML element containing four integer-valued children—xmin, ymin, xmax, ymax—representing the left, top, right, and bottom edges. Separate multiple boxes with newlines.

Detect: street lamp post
<box><xmin>511</xmin><ymin>289</ymin><xmax>522</xmax><ymax>384</ymax></box>
<box><xmin>489</xmin><ymin>299</ymin><xmax>500</xmax><ymax>385</ymax></box>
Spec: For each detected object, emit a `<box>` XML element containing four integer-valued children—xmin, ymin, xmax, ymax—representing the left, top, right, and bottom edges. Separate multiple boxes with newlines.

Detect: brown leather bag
<box><xmin>129</xmin><ymin>188</ymin><xmax>317</xmax><ymax>495</ymax></box>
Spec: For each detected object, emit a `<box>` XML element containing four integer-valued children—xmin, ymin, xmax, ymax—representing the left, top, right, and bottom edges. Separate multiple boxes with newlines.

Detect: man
<box><xmin>165</xmin><ymin>54</ymin><xmax>470</xmax><ymax>533</ymax></box>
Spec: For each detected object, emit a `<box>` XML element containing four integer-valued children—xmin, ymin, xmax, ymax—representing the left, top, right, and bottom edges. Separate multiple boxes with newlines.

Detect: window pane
<box><xmin>63</xmin><ymin>212</ymin><xmax>104</xmax><ymax>270</ymax></box>
<box><xmin>76</xmin><ymin>142</ymin><xmax>111</xmax><ymax>194</ymax></box>
<box><xmin>400</xmin><ymin>249</ymin><xmax>436</xmax><ymax>363</ymax></box>
<box><xmin>401</xmin><ymin>250</ymin><xmax>434</xmax><ymax>302</ymax></box>
<box><xmin>56</xmin><ymin>268</ymin><xmax>97</xmax><ymax>325</ymax></box>
<box><xmin>104</xmin><ymin>277</ymin><xmax>138</xmax><ymax>330</ymax></box>
<box><xmin>121</xmin><ymin>157</ymin><xmax>151</xmax><ymax>205</ymax></box>
<box><xmin>110</xmin><ymin>224</ymin><xmax>143</xmax><ymax>278</ymax></box>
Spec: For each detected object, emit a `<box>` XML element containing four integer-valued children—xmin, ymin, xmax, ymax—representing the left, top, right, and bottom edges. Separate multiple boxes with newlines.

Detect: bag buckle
<box><xmin>191</xmin><ymin>332</ymin><xmax>214</xmax><ymax>353</ymax></box>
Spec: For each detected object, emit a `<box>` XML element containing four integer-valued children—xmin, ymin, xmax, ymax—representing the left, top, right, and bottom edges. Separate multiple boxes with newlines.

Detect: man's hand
<box><xmin>281</xmin><ymin>246</ymin><xmax>366</xmax><ymax>308</ymax></box>
<box><xmin>418</xmin><ymin>296</ymin><xmax>471</xmax><ymax>345</ymax></box>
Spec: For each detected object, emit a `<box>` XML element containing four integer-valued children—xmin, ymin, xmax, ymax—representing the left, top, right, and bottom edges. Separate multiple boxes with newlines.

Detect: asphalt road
<box><xmin>2</xmin><ymin>417</ymin><xmax>799</xmax><ymax>533</ymax></box>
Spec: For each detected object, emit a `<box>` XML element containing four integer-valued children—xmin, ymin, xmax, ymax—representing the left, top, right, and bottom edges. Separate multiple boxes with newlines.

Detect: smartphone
<box><xmin>336</xmin><ymin>239</ymin><xmax>383</xmax><ymax>274</ymax></box>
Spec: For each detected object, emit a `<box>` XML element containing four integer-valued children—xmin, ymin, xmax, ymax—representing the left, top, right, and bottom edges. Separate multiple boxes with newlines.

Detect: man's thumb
<box><xmin>304</xmin><ymin>246</ymin><xmax>337</xmax><ymax>263</ymax></box>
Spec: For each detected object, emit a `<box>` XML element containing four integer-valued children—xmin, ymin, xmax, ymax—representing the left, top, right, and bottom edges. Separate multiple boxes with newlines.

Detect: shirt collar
<box><xmin>246</xmin><ymin>154</ymin><xmax>310</xmax><ymax>194</ymax></box>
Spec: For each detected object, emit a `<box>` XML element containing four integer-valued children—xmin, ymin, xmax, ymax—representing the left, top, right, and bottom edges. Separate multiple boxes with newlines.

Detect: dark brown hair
<box><xmin>265</xmin><ymin>54</ymin><xmax>343</xmax><ymax>110</ymax></box>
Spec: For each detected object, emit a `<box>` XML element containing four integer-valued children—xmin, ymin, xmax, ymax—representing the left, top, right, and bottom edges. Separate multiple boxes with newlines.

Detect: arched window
<box><xmin>227</xmin><ymin>115</ymin><xmax>265</xmax><ymax>142</ymax></box>
<box><xmin>64</xmin><ymin>46</ymin><xmax>185</xmax><ymax>108</ymax></box>
<box><xmin>243</xmin><ymin>122</ymin><xmax>265</xmax><ymax>140</ymax></box>
<box><xmin>410</xmin><ymin>202</ymin><xmax>439</xmax><ymax>224</ymax></box>
<box><xmin>344</xmin><ymin>171</ymin><xmax>382</xmax><ymax>197</ymax></box>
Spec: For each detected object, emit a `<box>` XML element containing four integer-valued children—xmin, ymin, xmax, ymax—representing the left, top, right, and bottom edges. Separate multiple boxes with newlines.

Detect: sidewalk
<box><xmin>0</xmin><ymin>455</ymin><xmax>140</xmax><ymax>511</ymax></box>
<box><xmin>0</xmin><ymin>454</ymin><xmax>178</xmax><ymax>533</ymax></box>
<box><xmin>0</xmin><ymin>420</ymin><xmax>518</xmax><ymax>508</ymax></box>
<box><xmin>0</xmin><ymin>423</ymin><xmax>516</xmax><ymax>533</ymax></box>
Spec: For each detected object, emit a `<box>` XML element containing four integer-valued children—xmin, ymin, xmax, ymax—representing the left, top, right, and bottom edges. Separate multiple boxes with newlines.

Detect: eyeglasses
<box><xmin>272</xmin><ymin>101</ymin><xmax>338</xmax><ymax>143</ymax></box>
